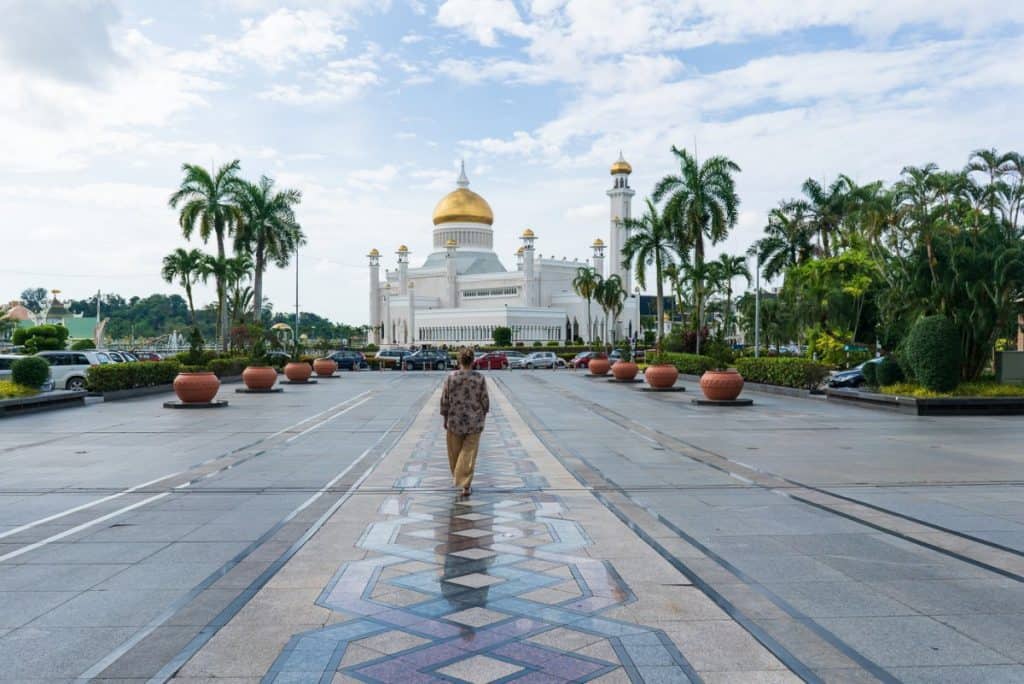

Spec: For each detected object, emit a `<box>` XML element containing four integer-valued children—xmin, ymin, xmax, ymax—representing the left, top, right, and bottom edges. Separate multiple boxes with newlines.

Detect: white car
<box><xmin>523</xmin><ymin>351</ymin><xmax>559</xmax><ymax>369</ymax></box>
<box><xmin>505</xmin><ymin>351</ymin><xmax>527</xmax><ymax>368</ymax></box>
<box><xmin>35</xmin><ymin>350</ymin><xmax>113</xmax><ymax>391</ymax></box>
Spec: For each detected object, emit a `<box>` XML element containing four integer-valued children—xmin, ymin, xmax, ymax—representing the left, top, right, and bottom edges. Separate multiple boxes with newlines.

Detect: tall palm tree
<box><xmin>572</xmin><ymin>266</ymin><xmax>602</xmax><ymax>346</ymax></box>
<box><xmin>789</xmin><ymin>175</ymin><xmax>854</xmax><ymax>259</ymax></box>
<box><xmin>597</xmin><ymin>274</ymin><xmax>627</xmax><ymax>346</ymax></box>
<box><xmin>169</xmin><ymin>160</ymin><xmax>244</xmax><ymax>349</ymax></box>
<box><xmin>161</xmin><ymin>248</ymin><xmax>207</xmax><ymax>325</ymax></box>
<box><xmin>707</xmin><ymin>253</ymin><xmax>751</xmax><ymax>342</ymax></box>
<box><xmin>653</xmin><ymin>146</ymin><xmax>740</xmax><ymax>351</ymax></box>
<box><xmin>621</xmin><ymin>198</ymin><xmax>678</xmax><ymax>347</ymax></box>
<box><xmin>751</xmin><ymin>205</ymin><xmax>815</xmax><ymax>281</ymax></box>
<box><xmin>235</xmin><ymin>176</ymin><xmax>305</xmax><ymax>324</ymax></box>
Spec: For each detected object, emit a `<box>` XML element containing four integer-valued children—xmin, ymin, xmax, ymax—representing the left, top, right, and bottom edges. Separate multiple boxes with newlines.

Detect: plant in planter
<box><xmin>644</xmin><ymin>347</ymin><xmax>679</xmax><ymax>389</ymax></box>
<box><xmin>313</xmin><ymin>355</ymin><xmax>338</xmax><ymax>377</ymax></box>
<box><xmin>243</xmin><ymin>339</ymin><xmax>278</xmax><ymax>390</ymax></box>
<box><xmin>174</xmin><ymin>328</ymin><xmax>221</xmax><ymax>403</ymax></box>
<box><xmin>611</xmin><ymin>344</ymin><xmax>638</xmax><ymax>380</ymax></box>
<box><xmin>284</xmin><ymin>338</ymin><xmax>313</xmax><ymax>382</ymax></box>
<box><xmin>699</xmin><ymin>335</ymin><xmax>744</xmax><ymax>401</ymax></box>
<box><xmin>588</xmin><ymin>356</ymin><xmax>611</xmax><ymax>376</ymax></box>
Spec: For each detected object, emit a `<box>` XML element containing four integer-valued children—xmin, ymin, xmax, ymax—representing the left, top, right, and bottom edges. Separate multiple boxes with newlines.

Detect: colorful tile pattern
<box><xmin>263</xmin><ymin>407</ymin><xmax>698</xmax><ymax>683</ymax></box>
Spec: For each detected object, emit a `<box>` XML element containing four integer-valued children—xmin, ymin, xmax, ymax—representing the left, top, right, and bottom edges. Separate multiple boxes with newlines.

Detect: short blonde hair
<box><xmin>458</xmin><ymin>347</ymin><xmax>474</xmax><ymax>368</ymax></box>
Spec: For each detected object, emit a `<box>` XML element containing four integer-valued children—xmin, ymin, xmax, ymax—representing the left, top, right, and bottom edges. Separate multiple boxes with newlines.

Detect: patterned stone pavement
<box><xmin>176</xmin><ymin>382</ymin><xmax>794</xmax><ymax>683</ymax></box>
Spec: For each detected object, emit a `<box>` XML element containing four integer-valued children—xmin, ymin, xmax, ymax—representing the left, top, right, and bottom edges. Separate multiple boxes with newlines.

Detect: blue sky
<box><xmin>2</xmin><ymin>0</ymin><xmax>1023</xmax><ymax>325</ymax></box>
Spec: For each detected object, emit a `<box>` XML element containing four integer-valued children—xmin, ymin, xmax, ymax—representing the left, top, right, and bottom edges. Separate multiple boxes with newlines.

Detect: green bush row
<box><xmin>661</xmin><ymin>352</ymin><xmax>716</xmax><ymax>376</ymax></box>
<box><xmin>86</xmin><ymin>360</ymin><xmax>182</xmax><ymax>392</ymax></box>
<box><xmin>735</xmin><ymin>357</ymin><xmax>829</xmax><ymax>389</ymax></box>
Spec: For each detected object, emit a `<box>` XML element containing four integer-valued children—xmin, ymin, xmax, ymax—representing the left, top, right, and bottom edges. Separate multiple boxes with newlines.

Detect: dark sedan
<box><xmin>328</xmin><ymin>350</ymin><xmax>368</xmax><ymax>371</ymax></box>
<box><xmin>402</xmin><ymin>349</ymin><xmax>454</xmax><ymax>371</ymax></box>
<box><xmin>827</xmin><ymin>357</ymin><xmax>882</xmax><ymax>388</ymax></box>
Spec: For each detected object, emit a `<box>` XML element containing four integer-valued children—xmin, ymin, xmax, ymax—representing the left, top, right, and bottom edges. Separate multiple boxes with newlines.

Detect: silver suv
<box><xmin>1</xmin><ymin>353</ymin><xmax>56</xmax><ymax>391</ymax></box>
<box><xmin>35</xmin><ymin>350</ymin><xmax>113</xmax><ymax>390</ymax></box>
<box><xmin>523</xmin><ymin>351</ymin><xmax>559</xmax><ymax>369</ymax></box>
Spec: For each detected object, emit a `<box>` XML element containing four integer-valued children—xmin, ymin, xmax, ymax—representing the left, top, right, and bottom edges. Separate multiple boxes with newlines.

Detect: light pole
<box><xmin>294</xmin><ymin>246</ymin><xmax>300</xmax><ymax>348</ymax></box>
<box><xmin>754</xmin><ymin>252</ymin><xmax>761</xmax><ymax>358</ymax></box>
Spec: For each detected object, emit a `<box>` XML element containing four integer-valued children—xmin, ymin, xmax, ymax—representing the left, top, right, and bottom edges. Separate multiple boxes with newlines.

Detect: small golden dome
<box><xmin>432</xmin><ymin>188</ymin><xmax>493</xmax><ymax>226</ymax></box>
<box><xmin>368</xmin><ymin>248</ymin><xmax>380</xmax><ymax>257</ymax></box>
<box><xmin>516</xmin><ymin>246</ymin><xmax>524</xmax><ymax>255</ymax></box>
<box><xmin>446</xmin><ymin>239</ymin><xmax>457</xmax><ymax>247</ymax></box>
<box><xmin>397</xmin><ymin>244</ymin><xmax>408</xmax><ymax>252</ymax></box>
<box><xmin>610</xmin><ymin>159</ymin><xmax>632</xmax><ymax>175</ymax></box>
<box><xmin>522</xmin><ymin>228</ymin><xmax>535</xmax><ymax>238</ymax></box>
<box><xmin>592</xmin><ymin>238</ymin><xmax>605</xmax><ymax>247</ymax></box>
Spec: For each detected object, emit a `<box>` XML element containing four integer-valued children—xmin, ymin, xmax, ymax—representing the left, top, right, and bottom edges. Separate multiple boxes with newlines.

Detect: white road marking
<box><xmin>285</xmin><ymin>396</ymin><xmax>373</xmax><ymax>442</ymax></box>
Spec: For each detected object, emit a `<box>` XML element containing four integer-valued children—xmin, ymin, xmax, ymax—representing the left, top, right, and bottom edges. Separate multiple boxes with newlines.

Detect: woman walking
<box><xmin>440</xmin><ymin>347</ymin><xmax>490</xmax><ymax>496</ymax></box>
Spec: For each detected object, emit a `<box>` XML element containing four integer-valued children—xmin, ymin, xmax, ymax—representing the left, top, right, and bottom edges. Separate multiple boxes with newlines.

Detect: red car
<box><xmin>570</xmin><ymin>351</ymin><xmax>607</xmax><ymax>368</ymax></box>
<box><xmin>132</xmin><ymin>351</ymin><xmax>163</xmax><ymax>362</ymax></box>
<box><xmin>473</xmin><ymin>352</ymin><xmax>508</xmax><ymax>370</ymax></box>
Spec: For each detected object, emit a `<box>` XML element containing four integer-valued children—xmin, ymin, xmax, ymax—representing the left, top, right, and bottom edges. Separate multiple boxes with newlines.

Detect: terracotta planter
<box><xmin>173</xmin><ymin>371</ymin><xmax>220</xmax><ymax>403</ymax></box>
<box><xmin>588</xmin><ymin>358</ymin><xmax>611</xmax><ymax>376</ymax></box>
<box><xmin>645</xmin><ymin>364</ymin><xmax>679</xmax><ymax>389</ymax></box>
<box><xmin>611</xmin><ymin>360</ymin><xmax>638</xmax><ymax>380</ymax></box>
<box><xmin>284</xmin><ymin>361</ymin><xmax>312</xmax><ymax>382</ymax></box>
<box><xmin>242</xmin><ymin>365</ymin><xmax>277</xmax><ymax>390</ymax></box>
<box><xmin>313</xmin><ymin>358</ymin><xmax>338</xmax><ymax>377</ymax></box>
<box><xmin>700</xmin><ymin>369</ymin><xmax>745</xmax><ymax>401</ymax></box>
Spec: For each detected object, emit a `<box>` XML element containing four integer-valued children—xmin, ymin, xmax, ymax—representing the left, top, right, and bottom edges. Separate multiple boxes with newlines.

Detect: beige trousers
<box><xmin>446</xmin><ymin>431</ymin><xmax>481</xmax><ymax>489</ymax></box>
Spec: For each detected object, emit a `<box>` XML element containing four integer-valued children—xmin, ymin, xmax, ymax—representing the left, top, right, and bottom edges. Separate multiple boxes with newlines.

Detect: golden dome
<box><xmin>432</xmin><ymin>188</ymin><xmax>493</xmax><ymax>226</ymax></box>
<box><xmin>368</xmin><ymin>248</ymin><xmax>380</xmax><ymax>257</ymax></box>
<box><xmin>610</xmin><ymin>159</ymin><xmax>632</xmax><ymax>175</ymax></box>
<box><xmin>592</xmin><ymin>238</ymin><xmax>605</xmax><ymax>247</ymax></box>
<box><xmin>397</xmin><ymin>244</ymin><xmax>408</xmax><ymax>252</ymax></box>
<box><xmin>516</xmin><ymin>246</ymin><xmax>524</xmax><ymax>255</ymax></box>
<box><xmin>522</xmin><ymin>228</ymin><xmax>535</xmax><ymax>238</ymax></box>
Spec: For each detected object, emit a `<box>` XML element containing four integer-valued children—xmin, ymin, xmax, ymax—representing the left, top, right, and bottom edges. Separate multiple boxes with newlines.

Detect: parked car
<box><xmin>570</xmin><ymin>351</ymin><xmax>607</xmax><ymax>369</ymax></box>
<box><xmin>505</xmin><ymin>351</ymin><xmax>528</xmax><ymax>369</ymax></box>
<box><xmin>0</xmin><ymin>354</ymin><xmax>55</xmax><ymax>391</ymax></box>
<box><xmin>827</xmin><ymin>357</ymin><xmax>883</xmax><ymax>389</ymax></box>
<box><xmin>473</xmin><ymin>352</ymin><xmax>508</xmax><ymax>370</ymax></box>
<box><xmin>402</xmin><ymin>349</ymin><xmax>454</xmax><ymax>371</ymax></box>
<box><xmin>523</xmin><ymin>351</ymin><xmax>559</xmax><ymax>369</ymax></box>
<box><xmin>35</xmin><ymin>350</ymin><xmax>113</xmax><ymax>390</ymax></box>
<box><xmin>375</xmin><ymin>348</ymin><xmax>411</xmax><ymax>369</ymax></box>
<box><xmin>132</xmin><ymin>351</ymin><xmax>162</xmax><ymax>361</ymax></box>
<box><xmin>107</xmin><ymin>351</ymin><xmax>139</xmax><ymax>363</ymax></box>
<box><xmin>327</xmin><ymin>350</ymin><xmax>368</xmax><ymax>371</ymax></box>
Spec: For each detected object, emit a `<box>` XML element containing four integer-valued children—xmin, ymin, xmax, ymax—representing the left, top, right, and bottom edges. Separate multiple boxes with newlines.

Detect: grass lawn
<box><xmin>880</xmin><ymin>381</ymin><xmax>1024</xmax><ymax>398</ymax></box>
<box><xmin>0</xmin><ymin>380</ymin><xmax>39</xmax><ymax>400</ymax></box>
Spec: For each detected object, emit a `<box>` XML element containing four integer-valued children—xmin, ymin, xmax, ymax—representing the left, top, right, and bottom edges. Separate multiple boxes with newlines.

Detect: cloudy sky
<box><xmin>3</xmin><ymin>0</ymin><xmax>1023</xmax><ymax>325</ymax></box>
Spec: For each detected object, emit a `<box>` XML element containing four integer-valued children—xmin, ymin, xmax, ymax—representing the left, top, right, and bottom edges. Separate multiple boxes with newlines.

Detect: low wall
<box><xmin>679</xmin><ymin>374</ymin><xmax>822</xmax><ymax>399</ymax></box>
<box><xmin>826</xmin><ymin>387</ymin><xmax>1024</xmax><ymax>416</ymax></box>
<box><xmin>0</xmin><ymin>391</ymin><xmax>87</xmax><ymax>417</ymax></box>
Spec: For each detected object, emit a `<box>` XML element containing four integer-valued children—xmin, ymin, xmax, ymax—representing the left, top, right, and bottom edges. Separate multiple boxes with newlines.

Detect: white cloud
<box><xmin>259</xmin><ymin>50</ymin><xmax>381</xmax><ymax>103</ymax></box>
<box><xmin>347</xmin><ymin>165</ymin><xmax>401</xmax><ymax>191</ymax></box>
<box><xmin>228</xmin><ymin>9</ymin><xmax>347</xmax><ymax>71</ymax></box>
<box><xmin>436</xmin><ymin>0</ymin><xmax>531</xmax><ymax>47</ymax></box>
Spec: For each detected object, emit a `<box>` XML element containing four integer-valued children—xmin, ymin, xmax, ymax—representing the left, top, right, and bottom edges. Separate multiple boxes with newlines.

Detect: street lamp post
<box><xmin>754</xmin><ymin>252</ymin><xmax>761</xmax><ymax>358</ymax></box>
<box><xmin>294</xmin><ymin>246</ymin><xmax>300</xmax><ymax>350</ymax></box>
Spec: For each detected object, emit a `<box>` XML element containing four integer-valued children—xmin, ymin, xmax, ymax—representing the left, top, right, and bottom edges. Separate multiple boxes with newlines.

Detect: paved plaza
<box><xmin>1</xmin><ymin>372</ymin><xmax>1023</xmax><ymax>683</ymax></box>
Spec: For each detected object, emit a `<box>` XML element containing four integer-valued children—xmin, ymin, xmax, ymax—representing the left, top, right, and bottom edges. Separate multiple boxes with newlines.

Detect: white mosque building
<box><xmin>368</xmin><ymin>155</ymin><xmax>640</xmax><ymax>347</ymax></box>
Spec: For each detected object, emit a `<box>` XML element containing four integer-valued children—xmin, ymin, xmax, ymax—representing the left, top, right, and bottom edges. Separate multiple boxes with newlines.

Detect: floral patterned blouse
<box><xmin>440</xmin><ymin>370</ymin><xmax>490</xmax><ymax>435</ymax></box>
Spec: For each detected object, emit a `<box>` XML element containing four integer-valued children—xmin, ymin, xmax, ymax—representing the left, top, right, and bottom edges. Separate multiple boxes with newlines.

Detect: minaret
<box><xmin>396</xmin><ymin>245</ymin><xmax>409</xmax><ymax>295</ymax></box>
<box><xmin>521</xmin><ymin>229</ymin><xmax>537</xmax><ymax>307</ymax></box>
<box><xmin>408</xmin><ymin>281</ymin><xmax>416</xmax><ymax>345</ymax></box>
<box><xmin>445</xmin><ymin>239</ymin><xmax>458</xmax><ymax>308</ymax></box>
<box><xmin>607</xmin><ymin>152</ymin><xmax>635</xmax><ymax>292</ymax></box>
<box><xmin>591</xmin><ymin>238</ymin><xmax>606</xmax><ymax>278</ymax></box>
<box><xmin>383</xmin><ymin>282</ymin><xmax>392</xmax><ymax>344</ymax></box>
<box><xmin>368</xmin><ymin>249</ymin><xmax>381</xmax><ymax>345</ymax></box>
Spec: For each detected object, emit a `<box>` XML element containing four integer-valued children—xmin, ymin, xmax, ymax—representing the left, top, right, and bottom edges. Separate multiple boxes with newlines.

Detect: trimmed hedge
<box><xmin>904</xmin><ymin>315</ymin><xmax>960</xmax><ymax>392</ymax></box>
<box><xmin>86</xmin><ymin>360</ymin><xmax>181</xmax><ymax>392</ymax></box>
<box><xmin>207</xmin><ymin>357</ymin><xmax>249</xmax><ymax>378</ymax></box>
<box><xmin>662</xmin><ymin>352</ymin><xmax>716</xmax><ymax>376</ymax></box>
<box><xmin>862</xmin><ymin>360</ymin><xmax>879</xmax><ymax>387</ymax></box>
<box><xmin>876</xmin><ymin>356</ymin><xmax>904</xmax><ymax>386</ymax></box>
<box><xmin>12</xmin><ymin>357</ymin><xmax>51</xmax><ymax>388</ymax></box>
<box><xmin>735</xmin><ymin>357</ymin><xmax>828</xmax><ymax>389</ymax></box>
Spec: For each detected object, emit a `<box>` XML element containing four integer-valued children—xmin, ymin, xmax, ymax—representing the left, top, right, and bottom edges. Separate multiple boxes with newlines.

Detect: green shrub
<box><xmin>71</xmin><ymin>339</ymin><xmax>95</xmax><ymax>351</ymax></box>
<box><xmin>11</xmin><ymin>356</ymin><xmax>51</xmax><ymax>388</ymax></box>
<box><xmin>735</xmin><ymin>357</ymin><xmax>829</xmax><ymax>389</ymax></box>
<box><xmin>905</xmin><ymin>315</ymin><xmax>960</xmax><ymax>392</ymax></box>
<box><xmin>85</xmin><ymin>360</ymin><xmax>181</xmax><ymax>392</ymax></box>
<box><xmin>661</xmin><ymin>352</ymin><xmax>715</xmax><ymax>376</ymax></box>
<box><xmin>876</xmin><ymin>356</ymin><xmax>904</xmax><ymax>386</ymax></box>
<box><xmin>12</xmin><ymin>324</ymin><xmax>69</xmax><ymax>353</ymax></box>
<box><xmin>207</xmin><ymin>357</ymin><xmax>249</xmax><ymax>378</ymax></box>
<box><xmin>546</xmin><ymin>340</ymin><xmax>559</xmax><ymax>346</ymax></box>
<box><xmin>492</xmin><ymin>326</ymin><xmax>512</xmax><ymax>346</ymax></box>
<box><xmin>862</xmin><ymin>360</ymin><xmax>878</xmax><ymax>387</ymax></box>
<box><xmin>364</xmin><ymin>343</ymin><xmax>379</xmax><ymax>352</ymax></box>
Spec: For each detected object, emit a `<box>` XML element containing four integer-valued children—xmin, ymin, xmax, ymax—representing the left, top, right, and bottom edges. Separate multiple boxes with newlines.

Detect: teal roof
<box><xmin>18</xmin><ymin>317</ymin><xmax>96</xmax><ymax>339</ymax></box>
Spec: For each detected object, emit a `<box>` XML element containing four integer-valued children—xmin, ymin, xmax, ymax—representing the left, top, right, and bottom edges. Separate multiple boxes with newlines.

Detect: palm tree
<box><xmin>235</xmin><ymin>176</ymin><xmax>305</xmax><ymax>324</ymax></box>
<box><xmin>161</xmin><ymin>248</ymin><xmax>207</xmax><ymax>325</ymax></box>
<box><xmin>223</xmin><ymin>254</ymin><xmax>255</xmax><ymax>326</ymax></box>
<box><xmin>169</xmin><ymin>160</ymin><xmax>244</xmax><ymax>349</ymax></box>
<box><xmin>621</xmin><ymin>198</ymin><xmax>678</xmax><ymax>347</ymax></box>
<box><xmin>597</xmin><ymin>274</ymin><xmax>627</xmax><ymax>346</ymax></box>
<box><xmin>751</xmin><ymin>205</ymin><xmax>815</xmax><ymax>281</ymax></box>
<box><xmin>707</xmin><ymin>253</ymin><xmax>751</xmax><ymax>343</ymax></box>
<box><xmin>653</xmin><ymin>146</ymin><xmax>740</xmax><ymax>351</ymax></box>
<box><xmin>789</xmin><ymin>175</ymin><xmax>855</xmax><ymax>259</ymax></box>
<box><xmin>572</xmin><ymin>266</ymin><xmax>602</xmax><ymax>346</ymax></box>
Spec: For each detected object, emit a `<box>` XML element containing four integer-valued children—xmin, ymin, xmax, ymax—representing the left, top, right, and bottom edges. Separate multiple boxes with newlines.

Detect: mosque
<box><xmin>368</xmin><ymin>155</ymin><xmax>640</xmax><ymax>347</ymax></box>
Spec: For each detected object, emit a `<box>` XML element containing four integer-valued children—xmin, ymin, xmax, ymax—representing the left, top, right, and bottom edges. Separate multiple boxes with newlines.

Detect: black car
<box><xmin>828</xmin><ymin>357</ymin><xmax>882</xmax><ymax>388</ymax></box>
<box><xmin>402</xmin><ymin>349</ymin><xmax>454</xmax><ymax>371</ymax></box>
<box><xmin>328</xmin><ymin>350</ymin><xmax>368</xmax><ymax>371</ymax></box>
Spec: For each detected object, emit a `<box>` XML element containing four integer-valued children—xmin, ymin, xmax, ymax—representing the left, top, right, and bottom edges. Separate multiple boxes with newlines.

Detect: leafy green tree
<box><xmin>13</xmin><ymin>324</ymin><xmax>69</xmax><ymax>353</ymax></box>
<box><xmin>751</xmin><ymin>205</ymin><xmax>815</xmax><ymax>281</ymax></box>
<box><xmin>788</xmin><ymin>175</ymin><xmax>855</xmax><ymax>259</ymax></box>
<box><xmin>596</xmin><ymin>274</ymin><xmax>627</xmax><ymax>345</ymax></box>
<box><xmin>161</xmin><ymin>248</ymin><xmax>207</xmax><ymax>324</ymax></box>
<box><xmin>492</xmin><ymin>326</ymin><xmax>512</xmax><ymax>346</ymax></box>
<box><xmin>621</xmin><ymin>198</ymin><xmax>678</xmax><ymax>347</ymax></box>
<box><xmin>707</xmin><ymin>253</ymin><xmax>751</xmax><ymax>342</ymax></box>
<box><xmin>571</xmin><ymin>266</ymin><xmax>602</xmax><ymax>347</ymax></box>
<box><xmin>235</xmin><ymin>176</ymin><xmax>305</xmax><ymax>324</ymax></box>
<box><xmin>169</xmin><ymin>160</ymin><xmax>244</xmax><ymax>349</ymax></box>
<box><xmin>19</xmin><ymin>288</ymin><xmax>48</xmax><ymax>314</ymax></box>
